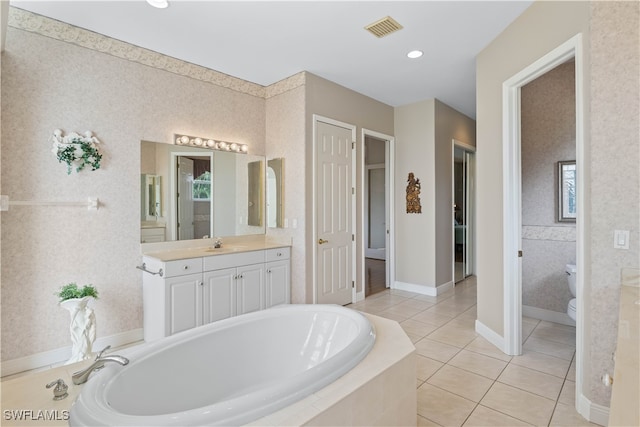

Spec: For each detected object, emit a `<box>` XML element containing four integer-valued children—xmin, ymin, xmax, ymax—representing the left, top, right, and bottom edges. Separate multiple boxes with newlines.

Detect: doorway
<box><xmin>502</xmin><ymin>34</ymin><xmax>586</xmax><ymax>420</ymax></box>
<box><xmin>170</xmin><ymin>152</ymin><xmax>213</xmax><ymax>241</ymax></box>
<box><xmin>453</xmin><ymin>142</ymin><xmax>475</xmax><ymax>283</ymax></box>
<box><xmin>364</xmin><ymin>135</ymin><xmax>390</xmax><ymax>297</ymax></box>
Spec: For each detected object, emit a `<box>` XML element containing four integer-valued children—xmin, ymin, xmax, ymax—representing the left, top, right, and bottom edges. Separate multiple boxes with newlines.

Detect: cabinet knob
<box><xmin>277</xmin><ymin>252</ymin><xmax>282</xmax><ymax>257</ymax></box>
<box><xmin>183</xmin><ymin>265</ymin><xmax>189</xmax><ymax>270</ymax></box>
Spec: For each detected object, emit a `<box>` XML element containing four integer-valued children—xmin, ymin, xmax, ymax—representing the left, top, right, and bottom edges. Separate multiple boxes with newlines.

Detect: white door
<box><xmin>316</xmin><ymin>120</ymin><xmax>354</xmax><ymax>305</ymax></box>
<box><xmin>177</xmin><ymin>157</ymin><xmax>195</xmax><ymax>240</ymax></box>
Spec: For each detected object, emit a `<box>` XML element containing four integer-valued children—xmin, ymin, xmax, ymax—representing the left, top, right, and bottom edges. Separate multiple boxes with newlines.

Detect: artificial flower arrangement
<box><xmin>50</xmin><ymin>129</ymin><xmax>103</xmax><ymax>175</ymax></box>
<box><xmin>55</xmin><ymin>282</ymin><xmax>99</xmax><ymax>303</ymax></box>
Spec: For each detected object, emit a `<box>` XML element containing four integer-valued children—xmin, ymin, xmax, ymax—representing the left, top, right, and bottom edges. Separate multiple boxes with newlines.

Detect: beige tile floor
<box><xmin>351</xmin><ymin>276</ymin><xmax>600</xmax><ymax>427</ymax></box>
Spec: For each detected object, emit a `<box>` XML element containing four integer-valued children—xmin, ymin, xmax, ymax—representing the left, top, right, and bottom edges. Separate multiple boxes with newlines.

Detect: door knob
<box><xmin>318</xmin><ymin>239</ymin><xmax>329</xmax><ymax>244</ymax></box>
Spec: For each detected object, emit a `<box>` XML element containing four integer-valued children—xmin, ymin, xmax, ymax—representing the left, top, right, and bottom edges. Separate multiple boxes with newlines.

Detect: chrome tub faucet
<box><xmin>72</xmin><ymin>345</ymin><xmax>129</xmax><ymax>385</ymax></box>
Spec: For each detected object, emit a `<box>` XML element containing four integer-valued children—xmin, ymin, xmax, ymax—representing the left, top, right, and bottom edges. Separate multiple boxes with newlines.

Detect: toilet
<box><xmin>566</xmin><ymin>264</ymin><xmax>577</xmax><ymax>321</ymax></box>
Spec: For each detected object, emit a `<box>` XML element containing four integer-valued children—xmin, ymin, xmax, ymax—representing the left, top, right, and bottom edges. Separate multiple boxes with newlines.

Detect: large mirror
<box><xmin>140</xmin><ymin>140</ymin><xmax>265</xmax><ymax>243</ymax></box>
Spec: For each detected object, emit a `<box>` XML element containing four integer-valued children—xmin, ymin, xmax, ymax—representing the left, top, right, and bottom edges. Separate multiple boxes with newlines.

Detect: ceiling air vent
<box><xmin>364</xmin><ymin>16</ymin><xmax>403</xmax><ymax>38</ymax></box>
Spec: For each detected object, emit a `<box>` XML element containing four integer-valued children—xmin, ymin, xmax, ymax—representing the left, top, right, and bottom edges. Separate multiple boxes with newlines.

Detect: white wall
<box><xmin>394</xmin><ymin>100</ymin><xmax>437</xmax><ymax>290</ymax></box>
<box><xmin>393</xmin><ymin>99</ymin><xmax>475</xmax><ymax>293</ymax></box>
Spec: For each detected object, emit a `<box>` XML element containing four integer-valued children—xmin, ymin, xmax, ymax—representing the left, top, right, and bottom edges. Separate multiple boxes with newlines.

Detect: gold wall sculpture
<box><xmin>406</xmin><ymin>172</ymin><xmax>422</xmax><ymax>214</ymax></box>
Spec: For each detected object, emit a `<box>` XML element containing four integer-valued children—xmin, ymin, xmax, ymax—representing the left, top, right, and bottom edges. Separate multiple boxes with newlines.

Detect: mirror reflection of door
<box><xmin>454</xmin><ymin>146</ymin><xmax>475</xmax><ymax>282</ymax></box>
<box><xmin>365</xmin><ymin>136</ymin><xmax>388</xmax><ymax>296</ymax></box>
<box><xmin>177</xmin><ymin>155</ymin><xmax>213</xmax><ymax>240</ymax></box>
<box><xmin>177</xmin><ymin>156</ymin><xmax>195</xmax><ymax>240</ymax></box>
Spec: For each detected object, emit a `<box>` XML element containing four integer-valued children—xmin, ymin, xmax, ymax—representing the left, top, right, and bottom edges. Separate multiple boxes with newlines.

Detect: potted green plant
<box><xmin>56</xmin><ymin>283</ymin><xmax>99</xmax><ymax>302</ymax></box>
<box><xmin>56</xmin><ymin>283</ymin><xmax>99</xmax><ymax>364</ymax></box>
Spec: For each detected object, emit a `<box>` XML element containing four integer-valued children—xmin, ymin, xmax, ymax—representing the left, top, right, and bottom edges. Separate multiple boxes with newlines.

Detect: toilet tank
<box><xmin>566</xmin><ymin>264</ymin><xmax>577</xmax><ymax>296</ymax></box>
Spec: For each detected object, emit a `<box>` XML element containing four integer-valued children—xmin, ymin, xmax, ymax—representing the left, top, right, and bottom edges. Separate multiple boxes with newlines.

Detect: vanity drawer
<box><xmin>265</xmin><ymin>247</ymin><xmax>290</xmax><ymax>262</ymax></box>
<box><xmin>204</xmin><ymin>251</ymin><xmax>265</xmax><ymax>271</ymax></box>
<box><xmin>163</xmin><ymin>258</ymin><xmax>203</xmax><ymax>278</ymax></box>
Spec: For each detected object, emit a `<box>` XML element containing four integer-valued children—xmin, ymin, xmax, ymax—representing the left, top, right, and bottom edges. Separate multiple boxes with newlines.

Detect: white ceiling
<box><xmin>10</xmin><ymin>1</ymin><xmax>533</xmax><ymax>118</ymax></box>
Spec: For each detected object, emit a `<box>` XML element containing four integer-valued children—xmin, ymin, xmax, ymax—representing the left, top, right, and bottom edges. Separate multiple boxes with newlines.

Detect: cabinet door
<box><xmin>236</xmin><ymin>264</ymin><xmax>265</xmax><ymax>315</ymax></box>
<box><xmin>202</xmin><ymin>268</ymin><xmax>236</xmax><ymax>324</ymax></box>
<box><xmin>265</xmin><ymin>260</ymin><xmax>290</xmax><ymax>308</ymax></box>
<box><xmin>165</xmin><ymin>273</ymin><xmax>202</xmax><ymax>336</ymax></box>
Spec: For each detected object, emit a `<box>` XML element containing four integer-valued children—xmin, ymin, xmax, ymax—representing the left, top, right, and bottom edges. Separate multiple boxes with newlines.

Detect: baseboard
<box><xmin>355</xmin><ymin>290</ymin><xmax>365</xmax><ymax>303</ymax></box>
<box><xmin>475</xmin><ymin>319</ymin><xmax>506</xmax><ymax>353</ymax></box>
<box><xmin>1</xmin><ymin>328</ymin><xmax>143</xmax><ymax>377</ymax></box>
<box><xmin>577</xmin><ymin>392</ymin><xmax>609</xmax><ymax>426</ymax></box>
<box><xmin>523</xmin><ymin>305</ymin><xmax>576</xmax><ymax>327</ymax></box>
<box><xmin>393</xmin><ymin>281</ymin><xmax>453</xmax><ymax>296</ymax></box>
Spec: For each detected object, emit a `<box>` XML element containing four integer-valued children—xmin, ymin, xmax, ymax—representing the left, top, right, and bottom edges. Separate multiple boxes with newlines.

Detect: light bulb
<box><xmin>194</xmin><ymin>137</ymin><xmax>203</xmax><ymax>146</ymax></box>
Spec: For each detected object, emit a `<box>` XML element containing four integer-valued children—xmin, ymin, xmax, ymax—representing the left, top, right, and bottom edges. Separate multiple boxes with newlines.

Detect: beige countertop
<box><xmin>141</xmin><ymin>235</ymin><xmax>291</xmax><ymax>262</ymax></box>
<box><xmin>608</xmin><ymin>268</ymin><xmax>639</xmax><ymax>427</ymax></box>
<box><xmin>143</xmin><ymin>241</ymin><xmax>290</xmax><ymax>262</ymax></box>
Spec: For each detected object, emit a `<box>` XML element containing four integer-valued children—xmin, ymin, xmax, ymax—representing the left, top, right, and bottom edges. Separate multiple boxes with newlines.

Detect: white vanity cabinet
<box><xmin>142</xmin><ymin>246</ymin><xmax>290</xmax><ymax>342</ymax></box>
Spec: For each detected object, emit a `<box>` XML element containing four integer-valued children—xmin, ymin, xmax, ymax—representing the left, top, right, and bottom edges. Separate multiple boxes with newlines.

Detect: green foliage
<box><xmin>55</xmin><ymin>139</ymin><xmax>102</xmax><ymax>175</ymax></box>
<box><xmin>56</xmin><ymin>283</ymin><xmax>99</xmax><ymax>302</ymax></box>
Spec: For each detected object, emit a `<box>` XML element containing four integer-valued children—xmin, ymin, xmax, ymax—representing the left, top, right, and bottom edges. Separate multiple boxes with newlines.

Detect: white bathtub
<box><xmin>70</xmin><ymin>304</ymin><xmax>376</xmax><ymax>426</ymax></box>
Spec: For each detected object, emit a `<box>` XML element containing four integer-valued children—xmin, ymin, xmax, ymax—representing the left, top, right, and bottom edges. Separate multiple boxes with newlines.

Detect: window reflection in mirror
<box><xmin>267</xmin><ymin>158</ymin><xmax>285</xmax><ymax>228</ymax></box>
<box><xmin>140</xmin><ymin>140</ymin><xmax>266</xmax><ymax>243</ymax></box>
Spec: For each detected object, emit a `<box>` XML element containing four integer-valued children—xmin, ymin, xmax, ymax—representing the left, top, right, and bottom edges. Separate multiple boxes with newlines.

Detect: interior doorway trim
<box><xmin>311</xmin><ymin>114</ymin><xmax>357</xmax><ymax>304</ymax></box>
<box><xmin>360</xmin><ymin>129</ymin><xmax>395</xmax><ymax>301</ymax></box>
<box><xmin>502</xmin><ymin>33</ymin><xmax>587</xmax><ymax>419</ymax></box>
<box><xmin>451</xmin><ymin>139</ymin><xmax>476</xmax><ymax>285</ymax></box>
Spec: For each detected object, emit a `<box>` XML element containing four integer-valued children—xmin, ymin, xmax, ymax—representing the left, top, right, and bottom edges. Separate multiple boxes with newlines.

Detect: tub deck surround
<box><xmin>608</xmin><ymin>268</ymin><xmax>640</xmax><ymax>427</ymax></box>
<box><xmin>0</xmin><ymin>310</ymin><xmax>415</xmax><ymax>427</ymax></box>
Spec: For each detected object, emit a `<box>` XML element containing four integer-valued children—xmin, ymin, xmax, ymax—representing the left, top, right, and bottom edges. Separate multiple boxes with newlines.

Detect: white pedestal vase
<box><xmin>60</xmin><ymin>296</ymin><xmax>97</xmax><ymax>365</ymax></box>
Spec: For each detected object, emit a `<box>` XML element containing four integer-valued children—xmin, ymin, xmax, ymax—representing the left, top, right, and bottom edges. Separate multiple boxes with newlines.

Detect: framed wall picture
<box><xmin>558</xmin><ymin>160</ymin><xmax>576</xmax><ymax>222</ymax></box>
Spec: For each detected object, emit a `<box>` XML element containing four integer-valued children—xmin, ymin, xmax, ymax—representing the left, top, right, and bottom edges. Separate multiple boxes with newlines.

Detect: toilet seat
<box><xmin>568</xmin><ymin>298</ymin><xmax>577</xmax><ymax>321</ymax></box>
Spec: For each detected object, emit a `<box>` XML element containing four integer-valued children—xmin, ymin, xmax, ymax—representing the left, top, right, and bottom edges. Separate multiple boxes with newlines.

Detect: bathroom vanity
<box><xmin>141</xmin><ymin>242</ymin><xmax>290</xmax><ymax>342</ymax></box>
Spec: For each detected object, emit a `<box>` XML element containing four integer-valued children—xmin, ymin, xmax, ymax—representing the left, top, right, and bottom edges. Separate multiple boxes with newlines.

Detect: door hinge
<box><xmin>352</xmin><ymin>281</ymin><xmax>355</xmax><ymax>289</ymax></box>
<box><xmin>352</xmin><ymin>234</ymin><xmax>355</xmax><ymax>242</ymax></box>
<box><xmin>518</xmin><ymin>250</ymin><xmax>523</xmax><ymax>258</ymax></box>
<box><xmin>352</xmin><ymin>187</ymin><xmax>355</xmax><ymax>195</ymax></box>
<box><xmin>352</xmin><ymin>141</ymin><xmax>355</xmax><ymax>150</ymax></box>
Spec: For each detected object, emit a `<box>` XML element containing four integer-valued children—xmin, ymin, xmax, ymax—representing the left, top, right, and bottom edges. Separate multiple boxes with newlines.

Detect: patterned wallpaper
<box><xmin>520</xmin><ymin>61</ymin><xmax>576</xmax><ymax>315</ymax></box>
<box><xmin>1</xmin><ymin>7</ymin><xmax>304</xmax><ymax>362</ymax></box>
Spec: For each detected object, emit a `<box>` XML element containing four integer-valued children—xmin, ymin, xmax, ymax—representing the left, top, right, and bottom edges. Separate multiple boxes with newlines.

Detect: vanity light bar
<box><xmin>174</xmin><ymin>134</ymin><xmax>248</xmax><ymax>154</ymax></box>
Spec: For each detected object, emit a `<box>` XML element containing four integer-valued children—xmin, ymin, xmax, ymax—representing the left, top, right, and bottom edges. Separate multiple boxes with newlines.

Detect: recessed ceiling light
<box><xmin>147</xmin><ymin>0</ymin><xmax>169</xmax><ymax>9</ymax></box>
<box><xmin>407</xmin><ymin>50</ymin><xmax>424</xmax><ymax>59</ymax></box>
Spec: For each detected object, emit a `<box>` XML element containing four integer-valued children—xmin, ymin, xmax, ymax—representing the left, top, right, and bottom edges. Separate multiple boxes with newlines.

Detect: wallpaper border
<box><xmin>7</xmin><ymin>7</ymin><xmax>305</xmax><ymax>100</ymax></box>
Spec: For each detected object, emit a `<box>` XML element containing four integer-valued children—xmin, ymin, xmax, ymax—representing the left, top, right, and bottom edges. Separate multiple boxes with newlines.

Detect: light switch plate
<box><xmin>614</xmin><ymin>230</ymin><xmax>630</xmax><ymax>249</ymax></box>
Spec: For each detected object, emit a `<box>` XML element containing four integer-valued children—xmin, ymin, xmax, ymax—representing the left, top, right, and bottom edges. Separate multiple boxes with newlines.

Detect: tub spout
<box><xmin>72</xmin><ymin>347</ymin><xmax>129</xmax><ymax>385</ymax></box>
